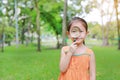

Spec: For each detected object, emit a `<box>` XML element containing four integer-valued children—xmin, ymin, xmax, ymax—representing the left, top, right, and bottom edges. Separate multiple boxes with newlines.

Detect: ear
<box><xmin>86</xmin><ymin>31</ymin><xmax>89</xmax><ymax>35</ymax></box>
<box><xmin>66</xmin><ymin>31</ymin><xmax>69</xmax><ymax>35</ymax></box>
<box><xmin>66</xmin><ymin>31</ymin><xmax>71</xmax><ymax>38</ymax></box>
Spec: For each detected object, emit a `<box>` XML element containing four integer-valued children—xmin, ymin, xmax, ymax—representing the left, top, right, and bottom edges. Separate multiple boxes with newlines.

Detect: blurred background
<box><xmin>0</xmin><ymin>0</ymin><xmax>120</xmax><ymax>50</ymax></box>
<box><xmin>0</xmin><ymin>0</ymin><xmax>120</xmax><ymax>80</ymax></box>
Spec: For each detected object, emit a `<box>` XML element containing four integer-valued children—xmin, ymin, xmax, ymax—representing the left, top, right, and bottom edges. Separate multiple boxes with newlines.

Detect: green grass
<box><xmin>0</xmin><ymin>45</ymin><xmax>120</xmax><ymax>80</ymax></box>
<box><xmin>0</xmin><ymin>45</ymin><xmax>60</xmax><ymax>80</ymax></box>
<box><xmin>93</xmin><ymin>46</ymin><xmax>120</xmax><ymax>80</ymax></box>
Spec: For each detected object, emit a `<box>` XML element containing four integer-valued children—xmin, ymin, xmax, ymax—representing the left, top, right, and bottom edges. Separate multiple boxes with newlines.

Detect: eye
<box><xmin>71</xmin><ymin>29</ymin><xmax>77</xmax><ymax>32</ymax></box>
<box><xmin>78</xmin><ymin>28</ymin><xmax>83</xmax><ymax>32</ymax></box>
<box><xmin>80</xmin><ymin>30</ymin><xmax>83</xmax><ymax>32</ymax></box>
<box><xmin>72</xmin><ymin>30</ymin><xmax>76</xmax><ymax>32</ymax></box>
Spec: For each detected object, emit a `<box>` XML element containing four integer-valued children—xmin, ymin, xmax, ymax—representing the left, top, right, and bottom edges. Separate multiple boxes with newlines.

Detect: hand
<box><xmin>73</xmin><ymin>38</ymin><xmax>84</xmax><ymax>46</ymax></box>
<box><xmin>69</xmin><ymin>41</ymin><xmax>78</xmax><ymax>54</ymax></box>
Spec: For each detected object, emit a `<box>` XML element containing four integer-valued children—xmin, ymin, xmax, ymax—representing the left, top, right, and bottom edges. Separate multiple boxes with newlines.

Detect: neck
<box><xmin>77</xmin><ymin>43</ymin><xmax>85</xmax><ymax>48</ymax></box>
<box><xmin>75</xmin><ymin>43</ymin><xmax>87</xmax><ymax>53</ymax></box>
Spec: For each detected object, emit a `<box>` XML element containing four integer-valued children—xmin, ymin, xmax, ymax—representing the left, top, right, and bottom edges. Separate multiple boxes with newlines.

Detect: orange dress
<box><xmin>58</xmin><ymin>48</ymin><xmax>93</xmax><ymax>80</ymax></box>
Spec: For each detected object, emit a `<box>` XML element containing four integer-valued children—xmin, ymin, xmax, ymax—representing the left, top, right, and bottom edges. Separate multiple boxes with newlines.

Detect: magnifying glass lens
<box><xmin>70</xmin><ymin>27</ymin><xmax>81</xmax><ymax>38</ymax></box>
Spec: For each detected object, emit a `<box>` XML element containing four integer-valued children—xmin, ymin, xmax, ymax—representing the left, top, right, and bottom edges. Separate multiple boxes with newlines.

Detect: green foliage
<box><xmin>17</xmin><ymin>0</ymin><xmax>63</xmax><ymax>36</ymax></box>
<box><xmin>39</xmin><ymin>0</ymin><xmax>63</xmax><ymax>35</ymax></box>
<box><xmin>41</xmin><ymin>11</ymin><xmax>62</xmax><ymax>35</ymax></box>
<box><xmin>88</xmin><ymin>22</ymin><xmax>102</xmax><ymax>39</ymax></box>
<box><xmin>67</xmin><ymin>0</ymin><xmax>92</xmax><ymax>19</ymax></box>
<box><xmin>0</xmin><ymin>0</ymin><xmax>119</xmax><ymax>47</ymax></box>
<box><xmin>88</xmin><ymin>21</ymin><xmax>118</xmax><ymax>41</ymax></box>
<box><xmin>0</xmin><ymin>27</ymin><xmax>3</xmax><ymax>34</ymax></box>
<box><xmin>4</xmin><ymin>27</ymin><xmax>15</xmax><ymax>44</ymax></box>
<box><xmin>106</xmin><ymin>22</ymin><xmax>117</xmax><ymax>40</ymax></box>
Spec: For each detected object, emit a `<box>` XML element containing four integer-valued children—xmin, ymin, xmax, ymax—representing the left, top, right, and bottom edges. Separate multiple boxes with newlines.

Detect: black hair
<box><xmin>67</xmin><ymin>17</ymin><xmax>88</xmax><ymax>32</ymax></box>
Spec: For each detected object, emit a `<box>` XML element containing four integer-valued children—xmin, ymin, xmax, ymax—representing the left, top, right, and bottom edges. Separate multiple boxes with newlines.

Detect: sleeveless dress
<box><xmin>58</xmin><ymin>48</ymin><xmax>93</xmax><ymax>80</ymax></box>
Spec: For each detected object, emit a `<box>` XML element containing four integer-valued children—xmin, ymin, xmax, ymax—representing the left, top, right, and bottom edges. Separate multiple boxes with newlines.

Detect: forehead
<box><xmin>70</xmin><ymin>21</ymin><xmax>86</xmax><ymax>31</ymax></box>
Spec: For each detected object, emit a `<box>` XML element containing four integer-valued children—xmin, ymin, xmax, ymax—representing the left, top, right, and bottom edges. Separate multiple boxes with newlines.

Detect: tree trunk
<box><xmin>62</xmin><ymin>0</ymin><xmax>67</xmax><ymax>46</ymax></box>
<box><xmin>21</xmin><ymin>28</ymin><xmax>25</xmax><ymax>44</ymax></box>
<box><xmin>14</xmin><ymin>0</ymin><xmax>19</xmax><ymax>48</ymax></box>
<box><xmin>21</xmin><ymin>19</ymin><xmax>25</xmax><ymax>44</ymax></box>
<box><xmin>56</xmin><ymin>34</ymin><xmax>60</xmax><ymax>49</ymax></box>
<box><xmin>1</xmin><ymin>27</ymin><xmax>4</xmax><ymax>52</ymax></box>
<box><xmin>114</xmin><ymin>0</ymin><xmax>120</xmax><ymax>50</ymax></box>
<box><xmin>101</xmin><ymin>9</ymin><xmax>106</xmax><ymax>46</ymax></box>
<box><xmin>100</xmin><ymin>0</ymin><xmax>109</xmax><ymax>46</ymax></box>
<box><xmin>102</xmin><ymin>36</ymin><xmax>109</xmax><ymax>46</ymax></box>
<box><xmin>34</xmin><ymin>0</ymin><xmax>41</xmax><ymax>51</ymax></box>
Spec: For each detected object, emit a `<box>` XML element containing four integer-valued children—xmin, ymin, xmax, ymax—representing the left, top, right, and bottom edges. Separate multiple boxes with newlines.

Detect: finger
<box><xmin>72</xmin><ymin>41</ymin><xmax>78</xmax><ymax>45</ymax></box>
<box><xmin>70</xmin><ymin>44</ymin><xmax>77</xmax><ymax>49</ymax></box>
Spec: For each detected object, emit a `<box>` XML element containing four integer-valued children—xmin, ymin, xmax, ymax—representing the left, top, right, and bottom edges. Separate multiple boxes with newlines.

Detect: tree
<box><xmin>34</xmin><ymin>0</ymin><xmax>41</xmax><ymax>51</ymax></box>
<box><xmin>90</xmin><ymin>0</ymin><xmax>115</xmax><ymax>46</ymax></box>
<box><xmin>15</xmin><ymin>0</ymin><xmax>63</xmax><ymax>49</ymax></box>
<box><xmin>0</xmin><ymin>22</ymin><xmax>4</xmax><ymax>52</ymax></box>
<box><xmin>14</xmin><ymin>0</ymin><xmax>19</xmax><ymax>47</ymax></box>
<box><xmin>88</xmin><ymin>23</ymin><xmax>102</xmax><ymax>39</ymax></box>
<box><xmin>114</xmin><ymin>0</ymin><xmax>120</xmax><ymax>49</ymax></box>
<box><xmin>0</xmin><ymin>1</ymin><xmax>4</xmax><ymax>52</ymax></box>
<box><xmin>62</xmin><ymin>0</ymin><xmax>67</xmax><ymax>46</ymax></box>
<box><xmin>101</xmin><ymin>0</ymin><xmax>114</xmax><ymax>46</ymax></box>
<box><xmin>39</xmin><ymin>0</ymin><xmax>63</xmax><ymax>49</ymax></box>
<box><xmin>41</xmin><ymin>11</ymin><xmax>62</xmax><ymax>49</ymax></box>
<box><xmin>4</xmin><ymin>27</ymin><xmax>15</xmax><ymax>46</ymax></box>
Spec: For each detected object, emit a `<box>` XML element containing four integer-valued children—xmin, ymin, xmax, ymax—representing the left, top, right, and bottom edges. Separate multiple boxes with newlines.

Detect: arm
<box><xmin>59</xmin><ymin>46</ymin><xmax>73</xmax><ymax>73</ymax></box>
<box><xmin>90</xmin><ymin>52</ymin><xmax>96</xmax><ymax>80</ymax></box>
<box><xmin>59</xmin><ymin>41</ymin><xmax>77</xmax><ymax>73</ymax></box>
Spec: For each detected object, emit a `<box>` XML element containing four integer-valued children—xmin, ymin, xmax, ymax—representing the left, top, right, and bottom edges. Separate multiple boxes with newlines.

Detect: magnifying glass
<box><xmin>70</xmin><ymin>27</ymin><xmax>82</xmax><ymax>42</ymax></box>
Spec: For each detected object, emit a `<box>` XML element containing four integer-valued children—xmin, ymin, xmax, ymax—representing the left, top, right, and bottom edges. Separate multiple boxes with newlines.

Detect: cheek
<box><xmin>80</xmin><ymin>33</ymin><xmax>87</xmax><ymax>38</ymax></box>
<box><xmin>68</xmin><ymin>34</ymin><xmax>71</xmax><ymax>38</ymax></box>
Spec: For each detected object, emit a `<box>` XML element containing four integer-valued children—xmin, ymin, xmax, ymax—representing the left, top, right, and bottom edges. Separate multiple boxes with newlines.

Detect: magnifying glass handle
<box><xmin>73</xmin><ymin>38</ymin><xmax>76</xmax><ymax>42</ymax></box>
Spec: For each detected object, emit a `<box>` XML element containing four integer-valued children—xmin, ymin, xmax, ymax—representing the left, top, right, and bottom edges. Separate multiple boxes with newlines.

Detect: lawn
<box><xmin>0</xmin><ymin>45</ymin><xmax>60</xmax><ymax>80</ymax></box>
<box><xmin>0</xmin><ymin>45</ymin><xmax>120</xmax><ymax>80</ymax></box>
<box><xmin>93</xmin><ymin>46</ymin><xmax>120</xmax><ymax>80</ymax></box>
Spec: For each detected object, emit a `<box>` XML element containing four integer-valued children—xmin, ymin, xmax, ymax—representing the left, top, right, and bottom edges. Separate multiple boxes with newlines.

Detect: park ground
<box><xmin>0</xmin><ymin>44</ymin><xmax>120</xmax><ymax>80</ymax></box>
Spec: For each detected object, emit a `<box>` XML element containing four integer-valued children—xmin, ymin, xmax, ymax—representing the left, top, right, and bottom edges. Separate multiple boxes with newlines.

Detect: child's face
<box><xmin>69</xmin><ymin>21</ymin><xmax>88</xmax><ymax>45</ymax></box>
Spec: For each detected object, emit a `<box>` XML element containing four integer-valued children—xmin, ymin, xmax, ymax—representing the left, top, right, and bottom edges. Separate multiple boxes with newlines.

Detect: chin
<box><xmin>76</xmin><ymin>42</ymin><xmax>82</xmax><ymax>46</ymax></box>
<box><xmin>76</xmin><ymin>40</ymin><xmax>84</xmax><ymax>45</ymax></box>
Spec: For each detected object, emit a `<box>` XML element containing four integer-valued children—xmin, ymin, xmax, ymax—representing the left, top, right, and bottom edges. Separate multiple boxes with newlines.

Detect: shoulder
<box><xmin>87</xmin><ymin>48</ymin><xmax>95</xmax><ymax>55</ymax></box>
<box><xmin>61</xmin><ymin>46</ymin><xmax>69</xmax><ymax>51</ymax></box>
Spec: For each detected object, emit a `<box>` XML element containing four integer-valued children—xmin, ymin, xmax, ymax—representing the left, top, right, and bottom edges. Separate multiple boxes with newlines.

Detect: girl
<box><xmin>58</xmin><ymin>17</ymin><xmax>96</xmax><ymax>80</ymax></box>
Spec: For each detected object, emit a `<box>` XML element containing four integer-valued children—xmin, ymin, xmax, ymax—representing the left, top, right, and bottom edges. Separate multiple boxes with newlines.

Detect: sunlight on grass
<box><xmin>0</xmin><ymin>45</ymin><xmax>60</xmax><ymax>80</ymax></box>
<box><xmin>93</xmin><ymin>46</ymin><xmax>120</xmax><ymax>80</ymax></box>
<box><xmin>0</xmin><ymin>45</ymin><xmax>120</xmax><ymax>80</ymax></box>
